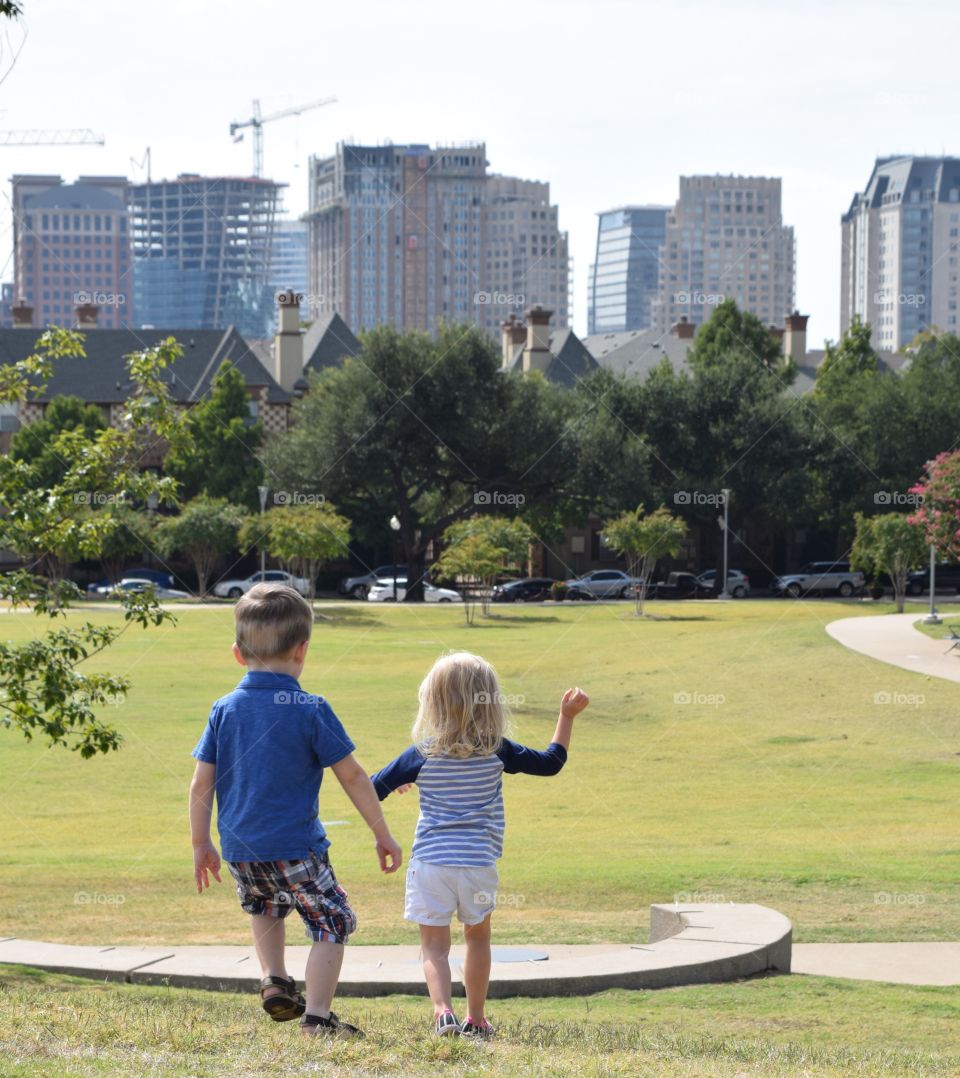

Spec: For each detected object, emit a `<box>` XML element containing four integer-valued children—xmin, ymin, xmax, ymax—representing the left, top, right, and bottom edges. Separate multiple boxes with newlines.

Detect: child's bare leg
<box><xmin>251</xmin><ymin>914</ymin><xmax>287</xmax><ymax>998</ymax></box>
<box><xmin>463</xmin><ymin>914</ymin><xmax>492</xmax><ymax>1022</ymax></box>
<box><xmin>304</xmin><ymin>940</ymin><xmax>344</xmax><ymax>1019</ymax></box>
<box><xmin>419</xmin><ymin>924</ymin><xmax>454</xmax><ymax>1015</ymax></box>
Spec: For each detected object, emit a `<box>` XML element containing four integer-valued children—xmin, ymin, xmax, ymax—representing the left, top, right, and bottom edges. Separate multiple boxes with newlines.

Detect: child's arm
<box><xmin>331</xmin><ymin>753</ymin><xmax>403</xmax><ymax>873</ymax></box>
<box><xmin>189</xmin><ymin>761</ymin><xmax>222</xmax><ymax>894</ymax></box>
<box><xmin>552</xmin><ymin>687</ymin><xmax>589</xmax><ymax>750</ymax></box>
<box><xmin>499</xmin><ymin>687</ymin><xmax>589</xmax><ymax>775</ymax></box>
<box><xmin>370</xmin><ymin>745</ymin><xmax>425</xmax><ymax>800</ymax></box>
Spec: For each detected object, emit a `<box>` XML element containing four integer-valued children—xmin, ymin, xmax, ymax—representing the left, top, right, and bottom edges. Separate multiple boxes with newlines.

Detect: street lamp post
<box><xmin>718</xmin><ymin>488</ymin><xmax>732</xmax><ymax>600</ymax></box>
<box><xmin>389</xmin><ymin>515</ymin><xmax>401</xmax><ymax>600</ymax></box>
<box><xmin>923</xmin><ymin>543</ymin><xmax>941</xmax><ymax>625</ymax></box>
<box><xmin>257</xmin><ymin>485</ymin><xmax>269</xmax><ymax>579</ymax></box>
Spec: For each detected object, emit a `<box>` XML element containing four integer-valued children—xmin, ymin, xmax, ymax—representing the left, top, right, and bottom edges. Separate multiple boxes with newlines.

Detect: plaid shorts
<box><xmin>226</xmin><ymin>849</ymin><xmax>357</xmax><ymax>943</ymax></box>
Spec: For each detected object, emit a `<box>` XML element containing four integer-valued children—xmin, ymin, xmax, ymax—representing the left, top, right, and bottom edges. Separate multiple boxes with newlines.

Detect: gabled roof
<box><xmin>303</xmin><ymin>312</ymin><xmax>361</xmax><ymax>374</ymax></box>
<box><xmin>505</xmin><ymin>328</ymin><xmax>599</xmax><ymax>385</ymax></box>
<box><xmin>583</xmin><ymin>327</ymin><xmax>694</xmax><ymax>378</ymax></box>
<box><xmin>0</xmin><ymin>326</ymin><xmax>290</xmax><ymax>404</ymax></box>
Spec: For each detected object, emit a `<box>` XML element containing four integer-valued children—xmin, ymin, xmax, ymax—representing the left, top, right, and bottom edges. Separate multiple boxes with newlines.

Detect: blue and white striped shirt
<box><xmin>371</xmin><ymin>739</ymin><xmax>567</xmax><ymax>867</ymax></box>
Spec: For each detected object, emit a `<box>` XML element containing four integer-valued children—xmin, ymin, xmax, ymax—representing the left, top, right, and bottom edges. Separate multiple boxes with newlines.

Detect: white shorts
<box><xmin>404</xmin><ymin>858</ymin><xmax>498</xmax><ymax>927</ymax></box>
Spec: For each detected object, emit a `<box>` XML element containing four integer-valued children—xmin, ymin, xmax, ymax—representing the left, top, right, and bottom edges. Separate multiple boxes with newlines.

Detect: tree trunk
<box><xmin>403</xmin><ymin>541</ymin><xmax>427</xmax><ymax>602</ymax></box>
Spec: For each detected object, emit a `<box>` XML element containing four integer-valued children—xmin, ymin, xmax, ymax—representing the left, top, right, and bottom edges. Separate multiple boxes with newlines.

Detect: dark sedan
<box><xmin>650</xmin><ymin>572</ymin><xmax>716</xmax><ymax>600</ymax></box>
<box><xmin>491</xmin><ymin>577</ymin><xmax>556</xmax><ymax>603</ymax></box>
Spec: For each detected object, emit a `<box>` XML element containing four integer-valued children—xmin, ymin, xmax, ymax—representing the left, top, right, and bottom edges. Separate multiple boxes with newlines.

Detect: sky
<box><xmin>1</xmin><ymin>0</ymin><xmax>957</xmax><ymax>344</ymax></box>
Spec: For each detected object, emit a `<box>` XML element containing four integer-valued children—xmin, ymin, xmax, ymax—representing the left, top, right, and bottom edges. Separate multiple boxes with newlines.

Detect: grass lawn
<box><xmin>0</xmin><ymin>598</ymin><xmax>957</xmax><ymax>947</ymax></box>
<box><xmin>914</xmin><ymin>613</ymin><xmax>960</xmax><ymax>641</ymax></box>
<box><xmin>1</xmin><ymin>965</ymin><xmax>958</xmax><ymax>1076</ymax></box>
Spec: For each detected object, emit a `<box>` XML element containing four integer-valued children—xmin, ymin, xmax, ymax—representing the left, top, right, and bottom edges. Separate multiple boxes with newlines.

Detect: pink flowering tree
<box><xmin>908</xmin><ymin>451</ymin><xmax>960</xmax><ymax>561</ymax></box>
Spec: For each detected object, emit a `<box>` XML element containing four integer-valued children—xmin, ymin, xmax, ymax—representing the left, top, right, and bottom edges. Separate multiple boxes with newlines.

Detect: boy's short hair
<box><xmin>235</xmin><ymin>583</ymin><xmax>313</xmax><ymax>662</ymax></box>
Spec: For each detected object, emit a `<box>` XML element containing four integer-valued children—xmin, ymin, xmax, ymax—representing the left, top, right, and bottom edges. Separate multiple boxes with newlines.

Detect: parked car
<box><xmin>86</xmin><ymin>568</ymin><xmax>175</xmax><ymax>594</ymax></box>
<box><xmin>95</xmin><ymin>578</ymin><xmax>190</xmax><ymax>601</ymax></box>
<box><xmin>652</xmin><ymin>572</ymin><xmax>716</xmax><ymax>600</ymax></box>
<box><xmin>340</xmin><ymin>564</ymin><xmax>409</xmax><ymax>600</ymax></box>
<box><xmin>565</xmin><ymin>569</ymin><xmax>643</xmax><ymax>601</ymax></box>
<box><xmin>367</xmin><ymin>578</ymin><xmax>461</xmax><ymax>603</ymax></box>
<box><xmin>695</xmin><ymin>569</ymin><xmax>751</xmax><ymax>598</ymax></box>
<box><xmin>906</xmin><ymin>563</ymin><xmax>960</xmax><ymax>596</ymax></box>
<box><xmin>213</xmin><ymin>569</ymin><xmax>311</xmax><ymax>600</ymax></box>
<box><xmin>771</xmin><ymin>561</ymin><xmax>865</xmax><ymax>598</ymax></box>
<box><xmin>491</xmin><ymin>577</ymin><xmax>556</xmax><ymax>603</ymax></box>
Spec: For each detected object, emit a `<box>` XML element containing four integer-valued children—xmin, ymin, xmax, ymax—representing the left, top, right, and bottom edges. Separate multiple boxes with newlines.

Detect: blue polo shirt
<box><xmin>192</xmin><ymin>671</ymin><xmax>355</xmax><ymax>863</ymax></box>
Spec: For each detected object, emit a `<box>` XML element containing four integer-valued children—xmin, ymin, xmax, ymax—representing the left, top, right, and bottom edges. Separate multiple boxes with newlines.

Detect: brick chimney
<box><xmin>522</xmin><ymin>305</ymin><xmax>553</xmax><ymax>373</ymax></box>
<box><xmin>75</xmin><ymin>303</ymin><xmax>98</xmax><ymax>328</ymax></box>
<box><xmin>500</xmin><ymin>314</ymin><xmax>526</xmax><ymax>369</ymax></box>
<box><xmin>273</xmin><ymin>290</ymin><xmax>304</xmax><ymax>392</ymax></box>
<box><xmin>783</xmin><ymin>311</ymin><xmax>808</xmax><ymax>364</ymax></box>
<box><xmin>12</xmin><ymin>300</ymin><xmax>33</xmax><ymax>328</ymax></box>
<box><xmin>671</xmin><ymin>315</ymin><xmax>695</xmax><ymax>339</ymax></box>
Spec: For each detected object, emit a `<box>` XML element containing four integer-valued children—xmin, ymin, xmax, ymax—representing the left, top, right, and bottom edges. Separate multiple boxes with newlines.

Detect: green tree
<box><xmin>156</xmin><ymin>496</ymin><xmax>248</xmax><ymax>596</ymax></box>
<box><xmin>434</xmin><ymin>514</ymin><xmax>534</xmax><ymax>619</ymax></box>
<box><xmin>687</xmin><ymin>299</ymin><xmax>784</xmax><ymax>371</ymax></box>
<box><xmin>602</xmin><ymin>505</ymin><xmax>688</xmax><ymax>616</ymax></box>
<box><xmin>0</xmin><ymin>330</ymin><xmax>184</xmax><ymax>756</ymax></box>
<box><xmin>433</xmin><ymin>533</ymin><xmax>503</xmax><ymax>626</ymax></box>
<box><xmin>10</xmin><ymin>395</ymin><xmax>107</xmax><ymax>489</ymax></box>
<box><xmin>164</xmin><ymin>361</ymin><xmax>264</xmax><ymax>509</ymax></box>
<box><xmin>851</xmin><ymin>512</ymin><xmax>927</xmax><ymax>613</ymax></box>
<box><xmin>263</xmin><ymin>323</ymin><xmax>573</xmax><ymax>601</ymax></box>
<box><xmin>257</xmin><ymin>502</ymin><xmax>351</xmax><ymax>601</ymax></box>
<box><xmin>97</xmin><ymin>503</ymin><xmax>157</xmax><ymax>584</ymax></box>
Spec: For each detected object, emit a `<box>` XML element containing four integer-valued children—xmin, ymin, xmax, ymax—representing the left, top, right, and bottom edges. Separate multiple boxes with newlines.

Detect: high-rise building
<box><xmin>587</xmin><ymin>206</ymin><xmax>668</xmax><ymax>334</ymax></box>
<box><xmin>129</xmin><ymin>174</ymin><xmax>282</xmax><ymax>339</ymax></box>
<box><xmin>305</xmin><ymin>142</ymin><xmax>569</xmax><ymax>335</ymax></box>
<box><xmin>306</xmin><ymin>143</ymin><xmax>487</xmax><ymax>332</ymax></box>
<box><xmin>12</xmin><ymin>174</ymin><xmax>132</xmax><ymax>329</ymax></box>
<box><xmin>482</xmin><ymin>176</ymin><xmax>568</xmax><ymax>335</ymax></box>
<box><xmin>269</xmin><ymin>218</ymin><xmax>309</xmax><ymax>298</ymax></box>
<box><xmin>651</xmin><ymin>176</ymin><xmax>795</xmax><ymax>334</ymax></box>
<box><xmin>841</xmin><ymin>156</ymin><xmax>960</xmax><ymax>351</ymax></box>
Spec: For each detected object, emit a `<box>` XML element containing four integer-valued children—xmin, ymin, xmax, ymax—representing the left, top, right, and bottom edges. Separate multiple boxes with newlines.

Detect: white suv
<box><xmin>772</xmin><ymin>561</ymin><xmax>865</xmax><ymax>599</ymax></box>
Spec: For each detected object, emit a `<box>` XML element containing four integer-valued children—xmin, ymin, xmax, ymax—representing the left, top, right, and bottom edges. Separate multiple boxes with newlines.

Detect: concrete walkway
<box><xmin>0</xmin><ymin>903</ymin><xmax>791</xmax><ymax>998</ymax></box>
<box><xmin>826</xmin><ymin>612</ymin><xmax>960</xmax><ymax>683</ymax></box>
<box><xmin>792</xmin><ymin>942</ymin><xmax>960</xmax><ymax>986</ymax></box>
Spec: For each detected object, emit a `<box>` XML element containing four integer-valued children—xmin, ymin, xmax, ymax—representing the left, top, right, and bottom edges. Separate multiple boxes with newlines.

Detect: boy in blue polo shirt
<box><xmin>189</xmin><ymin>583</ymin><xmax>402</xmax><ymax>1037</ymax></box>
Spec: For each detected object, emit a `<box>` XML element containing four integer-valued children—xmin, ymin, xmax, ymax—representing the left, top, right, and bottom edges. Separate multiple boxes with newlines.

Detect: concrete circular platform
<box><xmin>0</xmin><ymin>902</ymin><xmax>792</xmax><ymax>998</ymax></box>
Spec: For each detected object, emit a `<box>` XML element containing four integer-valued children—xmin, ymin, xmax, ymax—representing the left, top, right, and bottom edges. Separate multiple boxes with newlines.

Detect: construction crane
<box><xmin>230</xmin><ymin>97</ymin><xmax>336</xmax><ymax>178</ymax></box>
<box><xmin>0</xmin><ymin>129</ymin><xmax>105</xmax><ymax>146</ymax></box>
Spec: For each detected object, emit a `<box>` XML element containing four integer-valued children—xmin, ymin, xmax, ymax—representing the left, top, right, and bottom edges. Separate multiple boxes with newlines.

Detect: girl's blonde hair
<box><xmin>412</xmin><ymin>651</ymin><xmax>509</xmax><ymax>758</ymax></box>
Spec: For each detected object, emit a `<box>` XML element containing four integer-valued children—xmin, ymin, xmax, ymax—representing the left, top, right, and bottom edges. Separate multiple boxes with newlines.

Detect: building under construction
<box><xmin>129</xmin><ymin>174</ymin><xmax>282</xmax><ymax>339</ymax></box>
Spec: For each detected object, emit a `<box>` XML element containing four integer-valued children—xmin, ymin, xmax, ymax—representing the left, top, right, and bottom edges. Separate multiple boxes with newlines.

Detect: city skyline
<box><xmin>1</xmin><ymin>0</ymin><xmax>957</xmax><ymax>347</ymax></box>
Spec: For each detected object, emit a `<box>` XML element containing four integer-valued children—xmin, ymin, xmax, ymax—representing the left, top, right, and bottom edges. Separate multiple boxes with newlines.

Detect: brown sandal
<box><xmin>259</xmin><ymin>975</ymin><xmax>306</xmax><ymax>1022</ymax></box>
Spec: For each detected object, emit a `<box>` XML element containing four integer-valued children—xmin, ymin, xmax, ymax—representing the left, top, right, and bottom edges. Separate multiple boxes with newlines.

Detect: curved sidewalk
<box><xmin>826</xmin><ymin>612</ymin><xmax>960</xmax><ymax>683</ymax></box>
<box><xmin>0</xmin><ymin>903</ymin><xmax>791</xmax><ymax>998</ymax></box>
